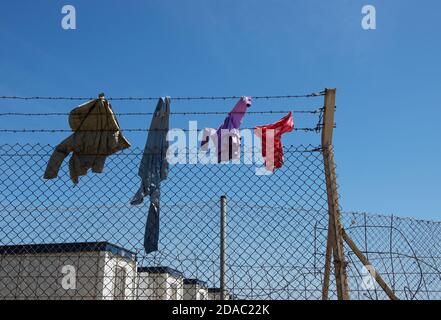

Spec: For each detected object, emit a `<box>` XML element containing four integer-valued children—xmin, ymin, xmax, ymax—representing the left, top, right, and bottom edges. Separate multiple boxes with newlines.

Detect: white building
<box><xmin>183</xmin><ymin>278</ymin><xmax>208</xmax><ymax>300</ymax></box>
<box><xmin>208</xmin><ymin>288</ymin><xmax>232</xmax><ymax>300</ymax></box>
<box><xmin>0</xmin><ymin>242</ymin><xmax>137</xmax><ymax>300</ymax></box>
<box><xmin>137</xmin><ymin>266</ymin><xmax>184</xmax><ymax>300</ymax></box>
<box><xmin>0</xmin><ymin>242</ymin><xmax>223</xmax><ymax>301</ymax></box>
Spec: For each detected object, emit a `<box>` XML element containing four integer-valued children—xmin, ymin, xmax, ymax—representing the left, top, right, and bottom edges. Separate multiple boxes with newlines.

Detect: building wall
<box><xmin>0</xmin><ymin>251</ymin><xmax>136</xmax><ymax>300</ymax></box>
<box><xmin>0</xmin><ymin>252</ymin><xmax>102</xmax><ymax>299</ymax></box>
<box><xmin>208</xmin><ymin>291</ymin><xmax>231</xmax><ymax>301</ymax></box>
<box><xmin>136</xmin><ymin>272</ymin><xmax>152</xmax><ymax>300</ymax></box>
<box><xmin>137</xmin><ymin>273</ymin><xmax>183</xmax><ymax>300</ymax></box>
<box><xmin>100</xmin><ymin>252</ymin><xmax>137</xmax><ymax>300</ymax></box>
<box><xmin>166</xmin><ymin>275</ymin><xmax>183</xmax><ymax>300</ymax></box>
<box><xmin>183</xmin><ymin>284</ymin><xmax>208</xmax><ymax>300</ymax></box>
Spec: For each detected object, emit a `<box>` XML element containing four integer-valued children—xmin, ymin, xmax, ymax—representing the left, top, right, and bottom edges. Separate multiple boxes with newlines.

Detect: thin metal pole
<box><xmin>220</xmin><ymin>195</ymin><xmax>227</xmax><ymax>300</ymax></box>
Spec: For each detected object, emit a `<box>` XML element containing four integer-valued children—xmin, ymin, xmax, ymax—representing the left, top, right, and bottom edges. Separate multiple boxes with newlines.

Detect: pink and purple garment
<box><xmin>201</xmin><ymin>97</ymin><xmax>252</xmax><ymax>162</ymax></box>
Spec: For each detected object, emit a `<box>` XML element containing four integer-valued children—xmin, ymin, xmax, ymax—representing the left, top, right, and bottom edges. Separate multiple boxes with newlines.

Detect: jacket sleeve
<box><xmin>43</xmin><ymin>135</ymin><xmax>74</xmax><ymax>180</ymax></box>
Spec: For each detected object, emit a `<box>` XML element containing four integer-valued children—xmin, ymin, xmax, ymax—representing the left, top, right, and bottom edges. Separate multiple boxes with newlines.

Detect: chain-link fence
<box><xmin>341</xmin><ymin>212</ymin><xmax>441</xmax><ymax>300</ymax></box>
<box><xmin>0</xmin><ymin>143</ymin><xmax>440</xmax><ymax>300</ymax></box>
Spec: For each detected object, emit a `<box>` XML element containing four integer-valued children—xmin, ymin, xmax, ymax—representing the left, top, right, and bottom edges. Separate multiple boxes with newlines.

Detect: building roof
<box><xmin>0</xmin><ymin>242</ymin><xmax>136</xmax><ymax>261</ymax></box>
<box><xmin>137</xmin><ymin>266</ymin><xmax>184</xmax><ymax>278</ymax></box>
<box><xmin>183</xmin><ymin>278</ymin><xmax>208</xmax><ymax>287</ymax></box>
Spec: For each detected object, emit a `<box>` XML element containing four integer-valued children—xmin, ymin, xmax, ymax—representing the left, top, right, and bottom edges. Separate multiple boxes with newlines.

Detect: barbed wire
<box><xmin>0</xmin><ymin>127</ymin><xmax>321</xmax><ymax>133</ymax></box>
<box><xmin>0</xmin><ymin>92</ymin><xmax>325</xmax><ymax>102</ymax></box>
<box><xmin>0</xmin><ymin>109</ymin><xmax>325</xmax><ymax>133</ymax></box>
<box><xmin>0</xmin><ymin>109</ymin><xmax>323</xmax><ymax>117</ymax></box>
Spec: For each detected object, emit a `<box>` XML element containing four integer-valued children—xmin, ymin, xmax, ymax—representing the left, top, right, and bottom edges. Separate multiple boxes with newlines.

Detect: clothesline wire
<box><xmin>0</xmin><ymin>108</ymin><xmax>323</xmax><ymax>117</ymax></box>
<box><xmin>0</xmin><ymin>92</ymin><xmax>325</xmax><ymax>101</ymax></box>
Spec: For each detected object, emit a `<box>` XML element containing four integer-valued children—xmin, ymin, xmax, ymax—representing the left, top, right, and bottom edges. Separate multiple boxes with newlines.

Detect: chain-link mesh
<box><xmin>341</xmin><ymin>212</ymin><xmax>441</xmax><ymax>300</ymax></box>
<box><xmin>0</xmin><ymin>144</ymin><xmax>440</xmax><ymax>300</ymax></box>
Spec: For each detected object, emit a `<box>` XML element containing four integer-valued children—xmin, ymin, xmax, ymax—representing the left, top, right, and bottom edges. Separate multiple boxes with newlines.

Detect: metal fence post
<box><xmin>321</xmin><ymin>88</ymin><xmax>350</xmax><ymax>300</ymax></box>
<box><xmin>220</xmin><ymin>195</ymin><xmax>227</xmax><ymax>300</ymax></box>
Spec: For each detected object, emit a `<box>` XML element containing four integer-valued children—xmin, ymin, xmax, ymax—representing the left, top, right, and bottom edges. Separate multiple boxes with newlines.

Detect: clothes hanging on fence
<box><xmin>131</xmin><ymin>97</ymin><xmax>170</xmax><ymax>254</ymax></box>
<box><xmin>201</xmin><ymin>96</ymin><xmax>252</xmax><ymax>162</ymax></box>
<box><xmin>44</xmin><ymin>98</ymin><xmax>131</xmax><ymax>184</ymax></box>
<box><xmin>254</xmin><ymin>112</ymin><xmax>294</xmax><ymax>172</ymax></box>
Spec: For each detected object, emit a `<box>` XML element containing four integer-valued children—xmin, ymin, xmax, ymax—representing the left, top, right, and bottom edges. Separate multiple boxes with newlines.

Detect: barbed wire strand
<box><xmin>0</xmin><ymin>127</ymin><xmax>321</xmax><ymax>133</ymax></box>
<box><xmin>0</xmin><ymin>92</ymin><xmax>325</xmax><ymax>102</ymax></box>
<box><xmin>0</xmin><ymin>109</ymin><xmax>323</xmax><ymax>117</ymax></box>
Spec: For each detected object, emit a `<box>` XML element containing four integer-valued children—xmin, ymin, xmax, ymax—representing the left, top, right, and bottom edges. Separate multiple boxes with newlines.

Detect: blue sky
<box><xmin>0</xmin><ymin>0</ymin><xmax>440</xmax><ymax>220</ymax></box>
